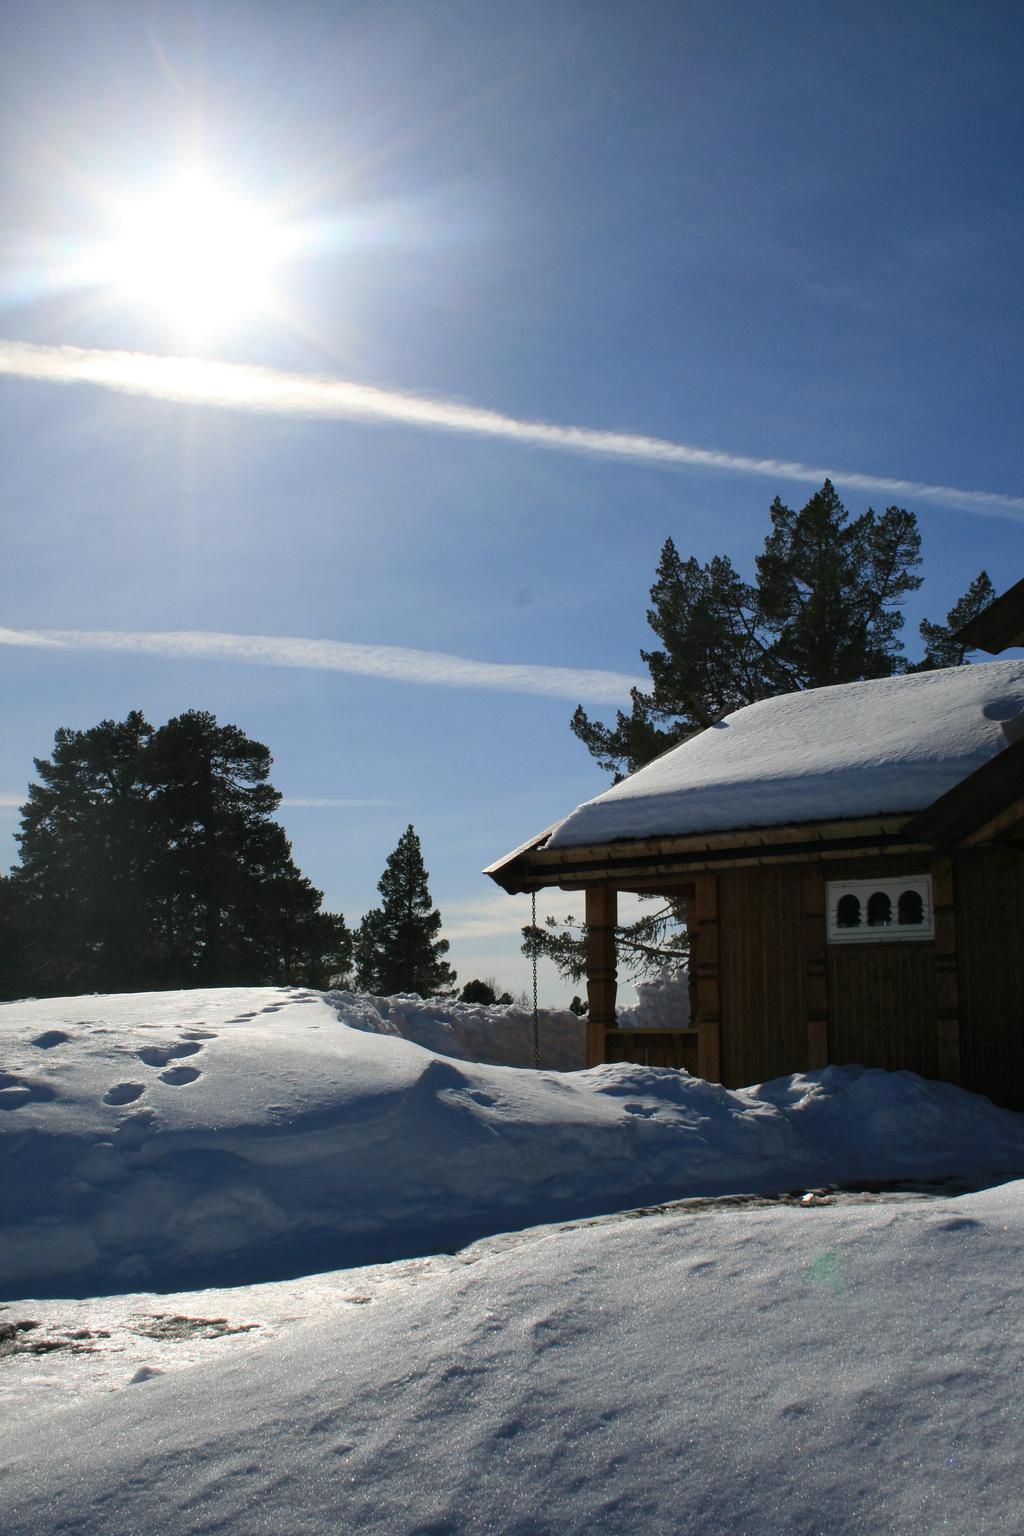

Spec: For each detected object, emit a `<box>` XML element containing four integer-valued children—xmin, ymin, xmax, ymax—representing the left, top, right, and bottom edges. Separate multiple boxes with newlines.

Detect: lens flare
<box><xmin>102</xmin><ymin>171</ymin><xmax>293</xmax><ymax>337</ymax></box>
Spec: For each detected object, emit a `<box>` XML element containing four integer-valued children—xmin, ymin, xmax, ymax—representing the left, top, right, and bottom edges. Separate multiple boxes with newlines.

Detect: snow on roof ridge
<box><xmin>546</xmin><ymin>658</ymin><xmax>1024</xmax><ymax>848</ymax></box>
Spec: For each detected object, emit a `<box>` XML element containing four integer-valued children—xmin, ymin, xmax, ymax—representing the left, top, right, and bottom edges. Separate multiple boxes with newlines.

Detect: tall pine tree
<box><xmin>12</xmin><ymin>711</ymin><xmax>158</xmax><ymax>993</ymax></box>
<box><xmin>354</xmin><ymin>825</ymin><xmax>455</xmax><ymax>997</ymax></box>
<box><xmin>572</xmin><ymin>481</ymin><xmax>986</xmax><ymax>779</ymax></box>
<box><xmin>5</xmin><ymin>710</ymin><xmax>351</xmax><ymax>998</ymax></box>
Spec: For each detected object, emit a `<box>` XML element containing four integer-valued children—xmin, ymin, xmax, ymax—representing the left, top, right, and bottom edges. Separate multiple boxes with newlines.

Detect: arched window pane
<box><xmin>898</xmin><ymin>889</ymin><xmax>924</xmax><ymax>926</ymax></box>
<box><xmin>836</xmin><ymin>894</ymin><xmax>861</xmax><ymax>928</ymax></box>
<box><xmin>867</xmin><ymin>891</ymin><xmax>892</xmax><ymax>927</ymax></box>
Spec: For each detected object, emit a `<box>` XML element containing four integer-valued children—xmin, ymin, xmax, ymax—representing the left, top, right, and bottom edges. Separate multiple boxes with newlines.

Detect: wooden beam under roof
<box><xmin>484</xmin><ymin>813</ymin><xmax>920</xmax><ymax>892</ymax></box>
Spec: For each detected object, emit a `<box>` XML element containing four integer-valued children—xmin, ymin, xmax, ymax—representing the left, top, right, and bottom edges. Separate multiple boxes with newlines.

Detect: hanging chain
<box><xmin>531</xmin><ymin>889</ymin><xmax>540</xmax><ymax>1070</ymax></box>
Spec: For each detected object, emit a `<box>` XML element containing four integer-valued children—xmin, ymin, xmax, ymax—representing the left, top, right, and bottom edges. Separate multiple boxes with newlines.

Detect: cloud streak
<box><xmin>1</xmin><ymin>338</ymin><xmax>1021</xmax><ymax>518</ymax></box>
<box><xmin>0</xmin><ymin>625</ymin><xmax>643</xmax><ymax>705</ymax></box>
<box><xmin>280</xmin><ymin>797</ymin><xmax>397</xmax><ymax>808</ymax></box>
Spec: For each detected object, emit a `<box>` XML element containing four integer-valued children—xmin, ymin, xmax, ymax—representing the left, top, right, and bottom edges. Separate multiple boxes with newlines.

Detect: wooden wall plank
<box><xmin>717</xmin><ymin>866</ymin><xmax>808</xmax><ymax>1086</ymax></box>
<box><xmin>692</xmin><ymin>873</ymin><xmax>721</xmax><ymax>1083</ymax></box>
<box><xmin>955</xmin><ymin>848</ymin><xmax>1024</xmax><ymax>1111</ymax></box>
<box><xmin>802</xmin><ymin>868</ymin><xmax>829</xmax><ymax>1068</ymax></box>
<box><xmin>932</xmin><ymin>856</ymin><xmax>961</xmax><ymax>1084</ymax></box>
<box><xmin>827</xmin><ymin>942</ymin><xmax>938</xmax><ymax>1078</ymax></box>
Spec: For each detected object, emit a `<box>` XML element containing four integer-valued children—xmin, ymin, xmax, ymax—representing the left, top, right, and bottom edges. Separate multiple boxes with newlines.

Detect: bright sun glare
<box><xmin>104</xmin><ymin>172</ymin><xmax>291</xmax><ymax>338</ymax></box>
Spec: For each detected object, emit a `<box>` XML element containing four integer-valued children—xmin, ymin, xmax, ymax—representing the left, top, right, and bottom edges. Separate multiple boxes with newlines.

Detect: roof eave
<box><xmin>953</xmin><ymin>578</ymin><xmax>1024</xmax><ymax>655</ymax></box>
<box><xmin>903</xmin><ymin>734</ymin><xmax>1024</xmax><ymax>849</ymax></box>
<box><xmin>487</xmin><ymin>813</ymin><xmax>927</xmax><ymax>892</ymax></box>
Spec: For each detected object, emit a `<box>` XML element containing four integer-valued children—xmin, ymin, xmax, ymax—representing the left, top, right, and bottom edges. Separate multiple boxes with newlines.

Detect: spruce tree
<box><xmin>5</xmin><ymin>710</ymin><xmax>351</xmax><ymax>997</ymax></box>
<box><xmin>354</xmin><ymin>825</ymin><xmax>456</xmax><ymax>997</ymax></box>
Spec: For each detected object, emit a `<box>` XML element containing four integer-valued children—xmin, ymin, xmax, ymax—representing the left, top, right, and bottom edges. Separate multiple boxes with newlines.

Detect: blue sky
<box><xmin>2</xmin><ymin>0</ymin><xmax>1022</xmax><ymax>1000</ymax></box>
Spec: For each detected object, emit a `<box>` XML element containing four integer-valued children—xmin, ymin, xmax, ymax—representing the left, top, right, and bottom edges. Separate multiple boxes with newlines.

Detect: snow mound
<box><xmin>614</xmin><ymin>965</ymin><xmax>690</xmax><ymax>1028</ymax></box>
<box><xmin>5</xmin><ymin>1180</ymin><xmax>1024</xmax><ymax>1536</ymax></box>
<box><xmin>326</xmin><ymin>987</ymin><xmax>585</xmax><ymax>1068</ymax></box>
<box><xmin>1</xmin><ymin>985</ymin><xmax>1023</xmax><ymax>1298</ymax></box>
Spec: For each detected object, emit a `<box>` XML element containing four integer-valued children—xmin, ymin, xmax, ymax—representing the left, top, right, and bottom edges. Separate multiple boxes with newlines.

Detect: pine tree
<box><xmin>460</xmin><ymin>977</ymin><xmax>497</xmax><ymax>1005</ymax></box>
<box><xmin>11</xmin><ymin>711</ymin><xmax>159</xmax><ymax>994</ymax></box>
<box><xmin>755</xmin><ymin>481</ymin><xmax>923</xmax><ymax>688</ymax></box>
<box><xmin>5</xmin><ymin>710</ymin><xmax>351</xmax><ymax>998</ymax></box>
<box><xmin>354</xmin><ymin>825</ymin><xmax>456</xmax><ymax>997</ymax></box>
<box><xmin>570</xmin><ymin>481</ymin><xmax>987</xmax><ymax>780</ymax></box>
<box><xmin>0</xmin><ymin>873</ymin><xmax>28</xmax><ymax>1000</ymax></box>
<box><xmin>914</xmin><ymin>571</ymin><xmax>996</xmax><ymax>670</ymax></box>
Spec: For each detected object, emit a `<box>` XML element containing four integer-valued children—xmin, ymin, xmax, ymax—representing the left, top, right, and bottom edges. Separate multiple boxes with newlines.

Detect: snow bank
<box><xmin>547</xmin><ymin>657</ymin><xmax>1024</xmax><ymax>846</ymax></box>
<box><xmin>327</xmin><ymin>987</ymin><xmax>585</xmax><ymax>1068</ymax></box>
<box><xmin>2</xmin><ymin>986</ymin><xmax>1023</xmax><ymax>1299</ymax></box>
<box><xmin>614</xmin><ymin>965</ymin><xmax>690</xmax><ymax>1028</ymax></box>
<box><xmin>4</xmin><ymin>1178</ymin><xmax>1024</xmax><ymax>1536</ymax></box>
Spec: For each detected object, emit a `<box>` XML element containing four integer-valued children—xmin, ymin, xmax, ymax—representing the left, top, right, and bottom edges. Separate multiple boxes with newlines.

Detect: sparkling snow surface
<box><xmin>546</xmin><ymin>657</ymin><xmax>1024</xmax><ymax>847</ymax></box>
<box><xmin>4</xmin><ymin>986</ymin><xmax>1024</xmax><ymax>1534</ymax></box>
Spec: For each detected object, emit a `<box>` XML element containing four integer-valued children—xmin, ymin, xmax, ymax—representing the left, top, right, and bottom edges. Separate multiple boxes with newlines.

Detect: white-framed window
<box><xmin>826</xmin><ymin>875</ymin><xmax>934</xmax><ymax>944</ymax></box>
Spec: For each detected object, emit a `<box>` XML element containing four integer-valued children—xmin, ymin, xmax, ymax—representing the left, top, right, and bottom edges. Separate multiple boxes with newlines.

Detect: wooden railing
<box><xmin>603</xmin><ymin>1028</ymin><xmax>698</xmax><ymax>1073</ymax></box>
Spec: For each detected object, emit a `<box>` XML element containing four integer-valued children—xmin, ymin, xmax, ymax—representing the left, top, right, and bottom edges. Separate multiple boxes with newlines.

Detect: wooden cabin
<box><xmin>487</xmin><ymin>646</ymin><xmax>1024</xmax><ymax>1111</ymax></box>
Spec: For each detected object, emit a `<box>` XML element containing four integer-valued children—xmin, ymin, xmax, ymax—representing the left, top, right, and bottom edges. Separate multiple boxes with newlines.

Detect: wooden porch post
<box><xmin>692</xmin><ymin>873</ymin><xmax>721</xmax><ymax>1083</ymax></box>
<box><xmin>585</xmin><ymin>885</ymin><xmax>617</xmax><ymax>1067</ymax></box>
<box><xmin>933</xmin><ymin>856</ymin><xmax>962</xmax><ymax>1084</ymax></box>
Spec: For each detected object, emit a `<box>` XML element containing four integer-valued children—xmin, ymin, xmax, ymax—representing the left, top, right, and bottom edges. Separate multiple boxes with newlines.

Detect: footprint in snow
<box><xmin>32</xmin><ymin>1029</ymin><xmax>71</xmax><ymax>1049</ymax></box>
<box><xmin>136</xmin><ymin>1042</ymin><xmax>202</xmax><ymax>1068</ymax></box>
<box><xmin>0</xmin><ymin>1073</ymin><xmax>57</xmax><ymax>1109</ymax></box>
<box><xmin>0</xmin><ymin>1084</ymin><xmax>33</xmax><ymax>1110</ymax></box>
<box><xmin>226</xmin><ymin>1013</ymin><xmax>257</xmax><ymax>1022</ymax></box>
<box><xmin>129</xmin><ymin>1365</ymin><xmax>165</xmax><ymax>1385</ymax></box>
<box><xmin>114</xmin><ymin>1109</ymin><xmax>157</xmax><ymax>1150</ymax></box>
<box><xmin>159</xmin><ymin>1065</ymin><xmax>201</xmax><ymax>1086</ymax></box>
<box><xmin>181</xmin><ymin>1028</ymin><xmax>217</xmax><ymax>1040</ymax></box>
<box><xmin>104</xmin><ymin>1082</ymin><xmax>146</xmax><ymax>1106</ymax></box>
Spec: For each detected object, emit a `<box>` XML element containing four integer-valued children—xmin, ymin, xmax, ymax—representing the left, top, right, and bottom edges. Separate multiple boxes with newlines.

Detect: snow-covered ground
<box><xmin>4</xmin><ymin>985</ymin><xmax>1024</xmax><ymax>1533</ymax></box>
<box><xmin>5</xmin><ymin>985</ymin><xmax>1024</xmax><ymax>1300</ymax></box>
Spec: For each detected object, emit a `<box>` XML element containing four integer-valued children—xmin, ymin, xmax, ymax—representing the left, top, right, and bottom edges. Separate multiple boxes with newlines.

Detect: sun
<box><xmin>104</xmin><ymin>171</ymin><xmax>292</xmax><ymax>339</ymax></box>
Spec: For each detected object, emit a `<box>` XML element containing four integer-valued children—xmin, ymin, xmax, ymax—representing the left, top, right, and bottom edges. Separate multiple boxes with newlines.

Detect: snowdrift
<box><xmin>2</xmin><ymin>984</ymin><xmax>1024</xmax><ymax>1298</ymax></box>
<box><xmin>5</xmin><ymin>1181</ymin><xmax>1024</xmax><ymax>1536</ymax></box>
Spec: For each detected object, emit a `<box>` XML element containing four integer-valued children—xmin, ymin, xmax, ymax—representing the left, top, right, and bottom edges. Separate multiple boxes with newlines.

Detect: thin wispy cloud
<box><xmin>1</xmin><ymin>339</ymin><xmax>1021</xmax><ymax>519</ymax></box>
<box><xmin>0</xmin><ymin>626</ymin><xmax>643</xmax><ymax>705</ymax></box>
<box><xmin>0</xmin><ymin>791</ymin><xmax>385</xmax><ymax>811</ymax></box>
<box><xmin>280</xmin><ymin>797</ymin><xmax>397</xmax><ymax>808</ymax></box>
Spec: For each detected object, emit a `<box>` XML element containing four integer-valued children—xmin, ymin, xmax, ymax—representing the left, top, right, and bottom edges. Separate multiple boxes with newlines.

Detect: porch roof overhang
<box><xmin>484</xmin><ymin>813</ymin><xmax>930</xmax><ymax>894</ymax></box>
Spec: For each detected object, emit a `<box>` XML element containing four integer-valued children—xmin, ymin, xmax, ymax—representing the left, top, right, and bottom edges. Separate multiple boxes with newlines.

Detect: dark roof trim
<box><xmin>954</xmin><ymin>577</ymin><xmax>1024</xmax><ymax>655</ymax></box>
<box><xmin>485</xmin><ymin>814</ymin><xmax>920</xmax><ymax>893</ymax></box>
<box><xmin>902</xmin><ymin>734</ymin><xmax>1024</xmax><ymax>849</ymax></box>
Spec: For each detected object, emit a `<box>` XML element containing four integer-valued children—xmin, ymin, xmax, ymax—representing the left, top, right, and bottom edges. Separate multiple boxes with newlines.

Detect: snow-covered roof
<box><xmin>546</xmin><ymin>658</ymin><xmax>1024</xmax><ymax>849</ymax></box>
